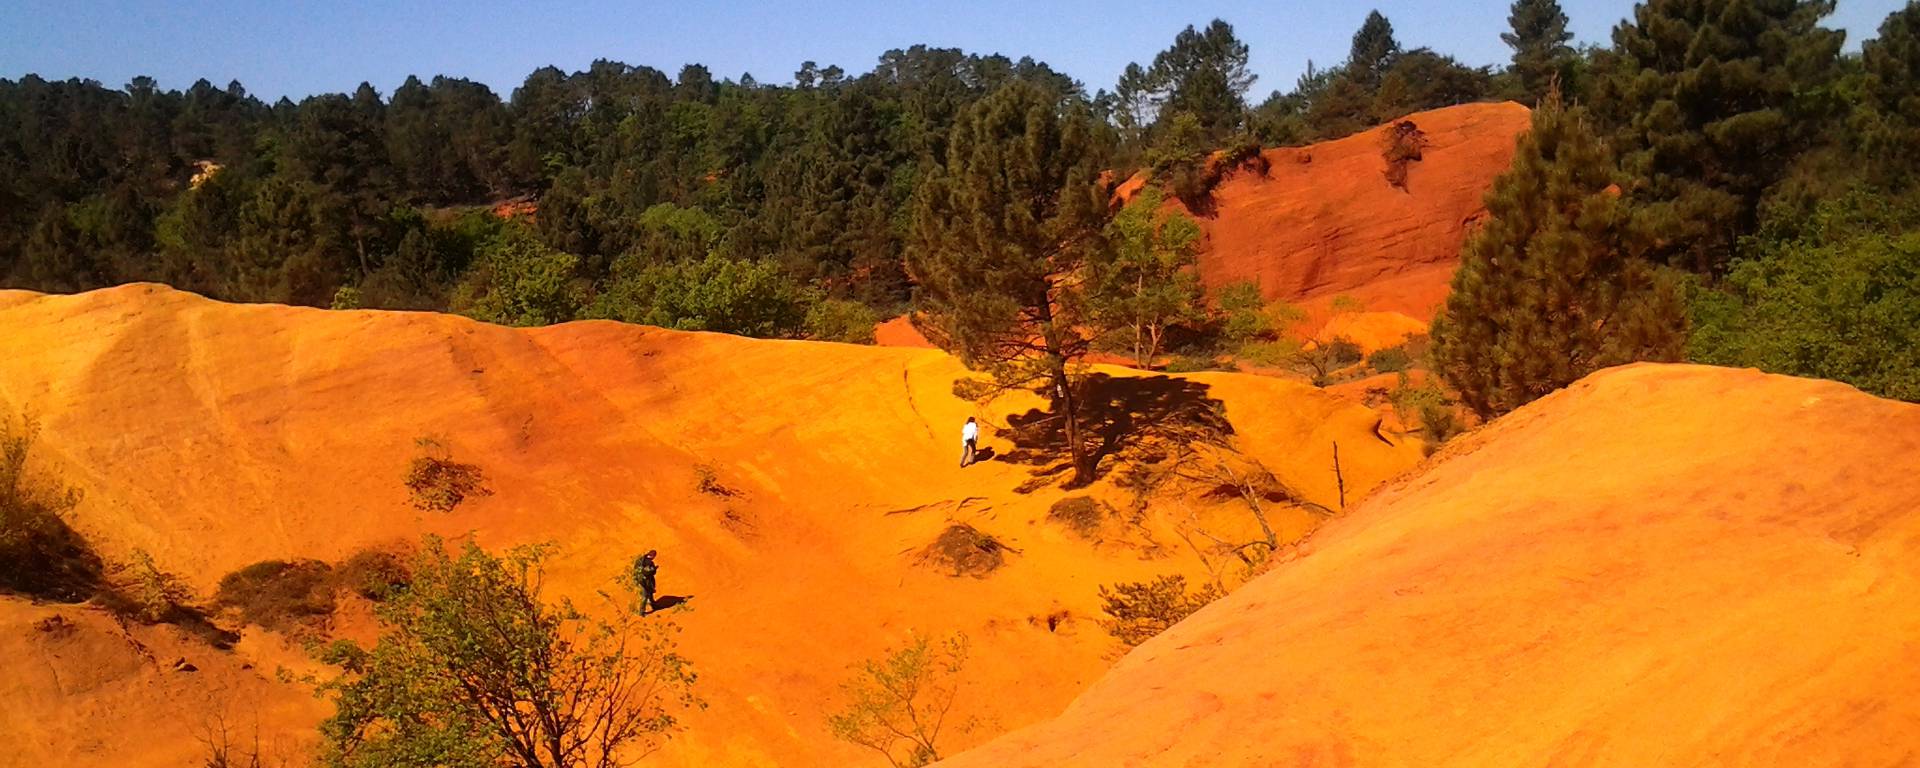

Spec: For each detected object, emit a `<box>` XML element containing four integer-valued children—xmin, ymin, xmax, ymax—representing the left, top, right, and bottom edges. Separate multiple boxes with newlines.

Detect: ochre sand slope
<box><xmin>941</xmin><ymin>363</ymin><xmax>1920</xmax><ymax>767</ymax></box>
<box><xmin>1189</xmin><ymin>101</ymin><xmax>1530</xmax><ymax>321</ymax></box>
<box><xmin>0</xmin><ymin>284</ymin><xmax>1423</xmax><ymax>767</ymax></box>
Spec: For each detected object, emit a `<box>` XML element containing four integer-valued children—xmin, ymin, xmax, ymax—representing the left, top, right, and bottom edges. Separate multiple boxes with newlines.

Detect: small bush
<box><xmin>119</xmin><ymin>549</ymin><xmax>197</xmax><ymax>624</ymax></box>
<box><xmin>214</xmin><ymin>559</ymin><xmax>337</xmax><ymax>632</ymax></box>
<box><xmin>1162</xmin><ymin>355</ymin><xmax>1224</xmax><ymax>373</ymax></box>
<box><xmin>828</xmin><ymin>633</ymin><xmax>970</xmax><ymax>767</ymax></box>
<box><xmin>919</xmin><ymin>524</ymin><xmax>1012</xmax><ymax>578</ymax></box>
<box><xmin>1289</xmin><ymin>336</ymin><xmax>1364</xmax><ymax>385</ymax></box>
<box><xmin>1047</xmin><ymin>496</ymin><xmax>1111</xmax><ymax>538</ymax></box>
<box><xmin>404</xmin><ymin>437</ymin><xmax>492</xmax><ymax>513</ymax></box>
<box><xmin>1367</xmin><ymin>346</ymin><xmax>1413</xmax><ymax>374</ymax></box>
<box><xmin>335</xmin><ymin>549</ymin><xmax>411</xmax><ymax>602</ymax></box>
<box><xmin>0</xmin><ymin>412</ymin><xmax>103</xmax><ymax>601</ymax></box>
<box><xmin>1097</xmin><ymin>574</ymin><xmax>1220</xmax><ymax>647</ymax></box>
<box><xmin>805</xmin><ymin>298</ymin><xmax>881</xmax><ymax>344</ymax></box>
<box><xmin>1391</xmin><ymin>377</ymin><xmax>1463</xmax><ymax>450</ymax></box>
<box><xmin>1329</xmin><ymin>293</ymin><xmax>1366</xmax><ymax>313</ymax></box>
<box><xmin>330</xmin><ymin>286</ymin><xmax>363</xmax><ymax>310</ymax></box>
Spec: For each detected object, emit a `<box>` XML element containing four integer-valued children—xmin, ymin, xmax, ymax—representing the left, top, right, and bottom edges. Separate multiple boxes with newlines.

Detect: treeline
<box><xmin>1433</xmin><ymin>0</ymin><xmax>1920</xmax><ymax>411</ymax></box>
<box><xmin>0</xmin><ymin>10</ymin><xmax>1515</xmax><ymax>330</ymax></box>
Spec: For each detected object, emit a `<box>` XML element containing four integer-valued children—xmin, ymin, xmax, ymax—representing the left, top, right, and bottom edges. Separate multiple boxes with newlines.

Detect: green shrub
<box><xmin>330</xmin><ymin>285</ymin><xmax>363</xmax><ymax>310</ymax></box>
<box><xmin>1215</xmin><ymin>280</ymin><xmax>1303</xmax><ymax>345</ymax></box>
<box><xmin>450</xmin><ymin>228</ymin><xmax>585</xmax><ymax>327</ymax></box>
<box><xmin>118</xmin><ymin>549</ymin><xmax>196</xmax><ymax>624</ymax></box>
<box><xmin>1390</xmin><ymin>376</ymin><xmax>1463</xmax><ymax>450</ymax></box>
<box><xmin>827</xmin><ymin>633</ymin><xmax>969</xmax><ymax>767</ymax></box>
<box><xmin>335</xmin><ymin>549</ymin><xmax>410</xmax><ymax>602</ymax></box>
<box><xmin>0</xmin><ymin>412</ymin><xmax>102</xmax><ymax>602</ymax></box>
<box><xmin>1162</xmin><ymin>355</ymin><xmax>1225</xmax><ymax>373</ymax></box>
<box><xmin>1367</xmin><ymin>346</ymin><xmax>1412</xmax><ymax>373</ymax></box>
<box><xmin>805</xmin><ymin>299</ymin><xmax>880</xmax><ymax>344</ymax></box>
<box><xmin>317</xmin><ymin>538</ymin><xmax>697</xmax><ymax>766</ymax></box>
<box><xmin>1096</xmin><ymin>574</ymin><xmax>1220</xmax><ymax>647</ymax></box>
<box><xmin>1689</xmin><ymin>195</ymin><xmax>1920</xmax><ymax>402</ymax></box>
<box><xmin>588</xmin><ymin>253</ymin><xmax>811</xmax><ymax>338</ymax></box>
<box><xmin>215</xmin><ymin>559</ymin><xmax>337</xmax><ymax>632</ymax></box>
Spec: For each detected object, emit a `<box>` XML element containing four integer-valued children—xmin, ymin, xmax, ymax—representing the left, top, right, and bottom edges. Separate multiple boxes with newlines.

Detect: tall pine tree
<box><xmin>1432</xmin><ymin>93</ymin><xmax>1686</xmax><ymax>418</ymax></box>
<box><xmin>908</xmin><ymin>81</ymin><xmax>1109</xmax><ymax>484</ymax></box>
<box><xmin>1501</xmin><ymin>0</ymin><xmax>1575</xmax><ymax>105</ymax></box>
<box><xmin>1592</xmin><ymin>0</ymin><xmax>1843</xmax><ymax>273</ymax></box>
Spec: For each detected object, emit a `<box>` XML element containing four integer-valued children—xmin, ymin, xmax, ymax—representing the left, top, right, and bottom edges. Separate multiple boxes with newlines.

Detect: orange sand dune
<box><xmin>1187</xmin><ymin>102</ymin><xmax>1530</xmax><ymax>322</ymax></box>
<box><xmin>941</xmin><ymin>363</ymin><xmax>1920</xmax><ymax>767</ymax></box>
<box><xmin>0</xmin><ymin>284</ymin><xmax>1423</xmax><ymax>767</ymax></box>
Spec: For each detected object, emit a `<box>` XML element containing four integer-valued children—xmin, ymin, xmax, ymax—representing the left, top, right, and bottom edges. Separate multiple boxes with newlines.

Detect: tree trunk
<box><xmin>1050</xmin><ymin>352</ymin><xmax>1088</xmax><ymax>485</ymax></box>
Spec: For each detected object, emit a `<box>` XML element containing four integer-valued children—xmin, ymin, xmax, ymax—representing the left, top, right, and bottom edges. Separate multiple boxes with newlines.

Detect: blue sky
<box><xmin>1</xmin><ymin>0</ymin><xmax>1906</xmax><ymax>101</ymax></box>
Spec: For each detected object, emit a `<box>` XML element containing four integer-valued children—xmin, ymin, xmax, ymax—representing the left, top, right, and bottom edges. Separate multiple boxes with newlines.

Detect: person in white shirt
<box><xmin>960</xmin><ymin>416</ymin><xmax>979</xmax><ymax>467</ymax></box>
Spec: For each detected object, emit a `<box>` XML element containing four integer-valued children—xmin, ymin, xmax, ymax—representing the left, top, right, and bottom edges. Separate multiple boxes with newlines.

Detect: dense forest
<box><xmin>3</xmin><ymin>0</ymin><xmax>1917</xmax><ymax>410</ymax></box>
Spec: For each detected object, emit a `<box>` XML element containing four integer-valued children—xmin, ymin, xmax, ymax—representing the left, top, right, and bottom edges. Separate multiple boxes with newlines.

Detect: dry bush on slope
<box><xmin>0</xmin><ymin>412</ymin><xmax>103</xmax><ymax>601</ymax></box>
<box><xmin>404</xmin><ymin>437</ymin><xmax>492</xmax><ymax>513</ymax></box>
<box><xmin>214</xmin><ymin>559</ymin><xmax>337</xmax><ymax>634</ymax></box>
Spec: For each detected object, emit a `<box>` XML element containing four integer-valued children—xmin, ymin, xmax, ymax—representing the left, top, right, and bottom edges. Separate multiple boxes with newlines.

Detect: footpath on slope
<box><xmin>939</xmin><ymin>363</ymin><xmax>1920</xmax><ymax>767</ymax></box>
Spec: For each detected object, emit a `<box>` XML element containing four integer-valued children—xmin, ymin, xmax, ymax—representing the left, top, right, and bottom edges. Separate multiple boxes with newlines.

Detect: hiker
<box><xmin>631</xmin><ymin>550</ymin><xmax>658</xmax><ymax>615</ymax></box>
<box><xmin>960</xmin><ymin>416</ymin><xmax>979</xmax><ymax>467</ymax></box>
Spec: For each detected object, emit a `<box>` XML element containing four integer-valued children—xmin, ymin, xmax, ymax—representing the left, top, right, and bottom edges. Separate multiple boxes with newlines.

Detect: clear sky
<box><xmin>1</xmin><ymin>0</ymin><xmax>1907</xmax><ymax>102</ymax></box>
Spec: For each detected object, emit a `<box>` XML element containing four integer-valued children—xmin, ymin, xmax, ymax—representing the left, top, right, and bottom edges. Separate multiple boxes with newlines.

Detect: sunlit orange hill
<box><xmin>0</xmin><ymin>284</ymin><xmax>1425</xmax><ymax>767</ymax></box>
<box><xmin>942</xmin><ymin>363</ymin><xmax>1920</xmax><ymax>767</ymax></box>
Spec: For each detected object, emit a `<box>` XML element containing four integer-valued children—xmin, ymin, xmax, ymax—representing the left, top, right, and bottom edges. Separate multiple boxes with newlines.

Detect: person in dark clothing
<box><xmin>631</xmin><ymin>550</ymin><xmax>658</xmax><ymax>615</ymax></box>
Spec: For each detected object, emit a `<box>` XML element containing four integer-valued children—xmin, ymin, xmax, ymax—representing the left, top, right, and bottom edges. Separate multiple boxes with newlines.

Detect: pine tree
<box><xmin>1592</xmin><ymin>0</ymin><xmax>1843</xmax><ymax>273</ymax></box>
<box><xmin>908</xmin><ymin>81</ymin><xmax>1109</xmax><ymax>484</ymax></box>
<box><xmin>1347</xmin><ymin>11</ymin><xmax>1402</xmax><ymax>89</ymax></box>
<box><xmin>1431</xmin><ymin>93</ymin><xmax>1687</xmax><ymax>418</ymax></box>
<box><xmin>1144</xmin><ymin>19</ymin><xmax>1256</xmax><ymax>138</ymax></box>
<box><xmin>1857</xmin><ymin>3</ymin><xmax>1920</xmax><ymax>190</ymax></box>
<box><xmin>1501</xmin><ymin>0</ymin><xmax>1575</xmax><ymax>105</ymax></box>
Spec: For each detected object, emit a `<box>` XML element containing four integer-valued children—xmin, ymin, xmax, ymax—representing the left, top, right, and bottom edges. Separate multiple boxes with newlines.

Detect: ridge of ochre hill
<box><xmin>0</xmin><ymin>284</ymin><xmax>1424</xmax><ymax>767</ymax></box>
<box><xmin>939</xmin><ymin>363</ymin><xmax>1920</xmax><ymax>767</ymax></box>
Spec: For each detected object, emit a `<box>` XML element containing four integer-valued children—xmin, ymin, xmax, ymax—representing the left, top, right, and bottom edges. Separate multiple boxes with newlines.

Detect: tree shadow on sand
<box><xmin>998</xmin><ymin>373</ymin><xmax>1232</xmax><ymax>491</ymax></box>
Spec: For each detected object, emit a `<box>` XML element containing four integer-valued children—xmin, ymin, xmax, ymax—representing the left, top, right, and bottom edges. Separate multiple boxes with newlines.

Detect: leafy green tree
<box><xmin>1087</xmin><ymin>188</ymin><xmax>1205</xmax><ymax>367</ymax></box>
<box><xmin>1689</xmin><ymin>193</ymin><xmax>1920</xmax><ymax>402</ymax></box>
<box><xmin>588</xmin><ymin>253</ymin><xmax>810</xmax><ymax>337</ymax></box>
<box><xmin>1592</xmin><ymin>0</ymin><xmax>1844</xmax><ymax>273</ymax></box>
<box><xmin>317</xmin><ymin>538</ymin><xmax>697</xmax><ymax>768</ymax></box>
<box><xmin>1372</xmin><ymin>49</ymin><xmax>1494</xmax><ymax>119</ymax></box>
<box><xmin>907</xmin><ymin>80</ymin><xmax>1109</xmax><ymax>485</ymax></box>
<box><xmin>1501</xmin><ymin>0</ymin><xmax>1575</xmax><ymax>105</ymax></box>
<box><xmin>1432</xmin><ymin>93</ymin><xmax>1687</xmax><ymax>418</ymax></box>
<box><xmin>826</xmin><ymin>634</ymin><xmax>969</xmax><ymax>768</ymax></box>
<box><xmin>452</xmin><ymin>229</ymin><xmax>585</xmax><ymax>327</ymax></box>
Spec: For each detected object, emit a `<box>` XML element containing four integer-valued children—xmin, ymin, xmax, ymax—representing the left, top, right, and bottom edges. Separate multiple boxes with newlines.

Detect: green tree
<box><xmin>451</xmin><ymin>229</ymin><xmax>585</xmax><ymax>327</ymax></box>
<box><xmin>317</xmin><ymin>538</ymin><xmax>697</xmax><ymax>768</ymax></box>
<box><xmin>805</xmin><ymin>298</ymin><xmax>881</xmax><ymax>344</ymax></box>
<box><xmin>1592</xmin><ymin>0</ymin><xmax>1844</xmax><ymax>273</ymax></box>
<box><xmin>1431</xmin><ymin>93</ymin><xmax>1687</xmax><ymax>418</ymax></box>
<box><xmin>826</xmin><ymin>634</ymin><xmax>969</xmax><ymax>768</ymax></box>
<box><xmin>588</xmin><ymin>253</ymin><xmax>811</xmax><ymax>337</ymax></box>
<box><xmin>1145</xmin><ymin>20</ymin><xmax>1257</xmax><ymax>137</ymax></box>
<box><xmin>907</xmin><ymin>80</ymin><xmax>1109</xmax><ymax>485</ymax></box>
<box><xmin>1501</xmin><ymin>0</ymin><xmax>1576</xmax><ymax>105</ymax></box>
<box><xmin>1689</xmin><ymin>193</ymin><xmax>1920</xmax><ymax>402</ymax></box>
<box><xmin>1087</xmin><ymin>188</ymin><xmax>1205</xmax><ymax>367</ymax></box>
<box><xmin>1856</xmin><ymin>3</ymin><xmax>1920</xmax><ymax>191</ymax></box>
<box><xmin>1347</xmin><ymin>10</ymin><xmax>1403</xmax><ymax>89</ymax></box>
